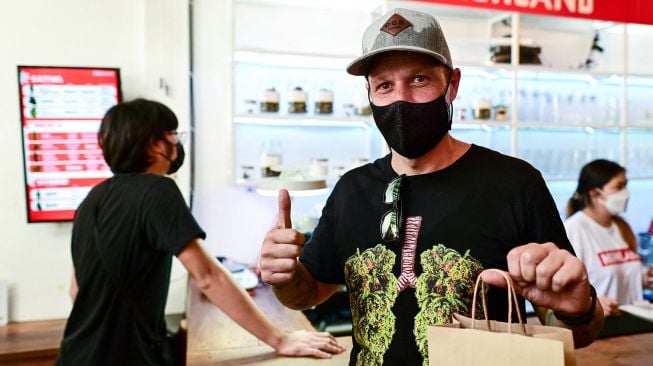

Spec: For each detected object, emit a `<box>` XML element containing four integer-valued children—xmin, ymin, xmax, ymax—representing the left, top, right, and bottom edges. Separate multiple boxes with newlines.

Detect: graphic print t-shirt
<box><xmin>299</xmin><ymin>145</ymin><xmax>573</xmax><ymax>366</ymax></box>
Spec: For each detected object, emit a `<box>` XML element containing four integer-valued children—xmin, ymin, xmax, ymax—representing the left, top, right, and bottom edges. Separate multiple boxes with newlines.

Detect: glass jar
<box><xmin>354</xmin><ymin>91</ymin><xmax>372</xmax><ymax>116</ymax></box>
<box><xmin>454</xmin><ymin>106</ymin><xmax>468</xmax><ymax>121</ymax></box>
<box><xmin>260</xmin><ymin>88</ymin><xmax>280</xmax><ymax>113</ymax></box>
<box><xmin>473</xmin><ymin>97</ymin><xmax>492</xmax><ymax>120</ymax></box>
<box><xmin>494</xmin><ymin>104</ymin><xmax>509</xmax><ymax>121</ymax></box>
<box><xmin>332</xmin><ymin>165</ymin><xmax>346</xmax><ymax>179</ymax></box>
<box><xmin>288</xmin><ymin>87</ymin><xmax>307</xmax><ymax>113</ymax></box>
<box><xmin>259</xmin><ymin>140</ymin><xmax>282</xmax><ymax>177</ymax></box>
<box><xmin>308</xmin><ymin>158</ymin><xmax>329</xmax><ymax>178</ymax></box>
<box><xmin>314</xmin><ymin>89</ymin><xmax>334</xmax><ymax>114</ymax></box>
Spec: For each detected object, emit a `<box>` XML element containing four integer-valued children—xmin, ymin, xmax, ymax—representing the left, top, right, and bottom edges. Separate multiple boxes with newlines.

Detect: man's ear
<box><xmin>447</xmin><ymin>68</ymin><xmax>462</xmax><ymax>104</ymax></box>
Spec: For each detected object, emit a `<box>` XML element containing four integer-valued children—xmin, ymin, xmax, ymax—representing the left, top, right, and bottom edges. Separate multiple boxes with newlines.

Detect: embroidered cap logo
<box><xmin>381</xmin><ymin>14</ymin><xmax>412</xmax><ymax>36</ymax></box>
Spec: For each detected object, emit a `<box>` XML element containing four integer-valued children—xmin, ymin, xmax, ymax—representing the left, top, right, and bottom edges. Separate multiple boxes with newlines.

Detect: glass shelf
<box><xmin>454</xmin><ymin>119</ymin><xmax>511</xmax><ymax>127</ymax></box>
<box><xmin>233</xmin><ymin>123</ymin><xmax>384</xmax><ymax>185</ymax></box>
<box><xmin>232</xmin><ymin>50</ymin><xmax>645</xmax><ymax>79</ymax></box>
<box><xmin>233</xmin><ymin>49</ymin><xmax>355</xmax><ymax>70</ymax></box>
<box><xmin>234</xmin><ymin>114</ymin><xmax>373</xmax><ymax>129</ymax></box>
<box><xmin>627</xmin><ymin>78</ymin><xmax>653</xmax><ymax>127</ymax></box>
<box><xmin>512</xmin><ymin>64</ymin><xmax>624</xmax><ymax>78</ymax></box>
<box><xmin>515</xmin><ymin>122</ymin><xmax>622</xmax><ymax>129</ymax></box>
<box><xmin>451</xmin><ymin>124</ymin><xmax>512</xmax><ymax>156</ymax></box>
<box><xmin>627</xmin><ymin>129</ymin><xmax>653</xmax><ymax>178</ymax></box>
<box><xmin>517</xmin><ymin>127</ymin><xmax>621</xmax><ymax>180</ymax></box>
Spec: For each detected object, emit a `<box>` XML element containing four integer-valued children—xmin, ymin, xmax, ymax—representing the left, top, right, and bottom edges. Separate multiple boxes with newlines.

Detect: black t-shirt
<box><xmin>299</xmin><ymin>145</ymin><xmax>574</xmax><ymax>366</ymax></box>
<box><xmin>56</xmin><ymin>174</ymin><xmax>205</xmax><ymax>366</ymax></box>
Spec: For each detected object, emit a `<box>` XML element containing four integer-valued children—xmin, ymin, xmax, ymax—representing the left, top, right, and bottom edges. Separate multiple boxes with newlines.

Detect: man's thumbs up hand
<box><xmin>260</xmin><ymin>189</ymin><xmax>305</xmax><ymax>286</ymax></box>
<box><xmin>276</xmin><ymin>188</ymin><xmax>292</xmax><ymax>229</ymax></box>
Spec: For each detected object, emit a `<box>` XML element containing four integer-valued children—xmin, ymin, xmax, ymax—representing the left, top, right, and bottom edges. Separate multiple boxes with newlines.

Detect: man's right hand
<box><xmin>260</xmin><ymin>189</ymin><xmax>305</xmax><ymax>286</ymax></box>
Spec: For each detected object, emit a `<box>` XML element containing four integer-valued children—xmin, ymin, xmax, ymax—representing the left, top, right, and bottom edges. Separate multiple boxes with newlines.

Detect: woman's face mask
<box><xmin>597</xmin><ymin>188</ymin><xmax>629</xmax><ymax>215</ymax></box>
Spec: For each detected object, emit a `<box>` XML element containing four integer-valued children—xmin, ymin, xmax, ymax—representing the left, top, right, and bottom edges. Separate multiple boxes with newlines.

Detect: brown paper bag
<box><xmin>427</xmin><ymin>269</ymin><xmax>576</xmax><ymax>366</ymax></box>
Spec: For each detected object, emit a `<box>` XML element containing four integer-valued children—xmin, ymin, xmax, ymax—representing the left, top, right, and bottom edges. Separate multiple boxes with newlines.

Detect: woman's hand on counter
<box><xmin>643</xmin><ymin>266</ymin><xmax>653</xmax><ymax>289</ymax></box>
<box><xmin>598</xmin><ymin>296</ymin><xmax>620</xmax><ymax>316</ymax></box>
<box><xmin>275</xmin><ymin>330</ymin><xmax>346</xmax><ymax>359</ymax></box>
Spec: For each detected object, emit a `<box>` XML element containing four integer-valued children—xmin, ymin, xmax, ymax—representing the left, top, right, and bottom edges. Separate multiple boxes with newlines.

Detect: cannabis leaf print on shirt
<box><xmin>415</xmin><ymin>244</ymin><xmax>483</xmax><ymax>365</ymax></box>
<box><xmin>344</xmin><ymin>242</ymin><xmax>482</xmax><ymax>366</ymax></box>
<box><xmin>345</xmin><ymin>244</ymin><xmax>399</xmax><ymax>366</ymax></box>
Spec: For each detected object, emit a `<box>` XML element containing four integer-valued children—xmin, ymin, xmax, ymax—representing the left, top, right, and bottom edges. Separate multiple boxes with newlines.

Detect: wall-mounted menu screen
<box><xmin>17</xmin><ymin>66</ymin><xmax>121</xmax><ymax>223</ymax></box>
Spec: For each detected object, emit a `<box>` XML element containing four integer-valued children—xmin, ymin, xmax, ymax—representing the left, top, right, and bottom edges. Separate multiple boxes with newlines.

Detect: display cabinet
<box><xmin>231</xmin><ymin>49</ymin><xmax>385</xmax><ymax>185</ymax></box>
<box><xmin>229</xmin><ymin>0</ymin><xmax>653</xmax><ymax>185</ymax></box>
<box><xmin>230</xmin><ymin>0</ymin><xmax>386</xmax><ymax>186</ymax></box>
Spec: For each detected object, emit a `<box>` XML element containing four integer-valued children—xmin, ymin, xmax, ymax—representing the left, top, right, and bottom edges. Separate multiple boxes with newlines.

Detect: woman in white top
<box><xmin>565</xmin><ymin>159</ymin><xmax>652</xmax><ymax>316</ymax></box>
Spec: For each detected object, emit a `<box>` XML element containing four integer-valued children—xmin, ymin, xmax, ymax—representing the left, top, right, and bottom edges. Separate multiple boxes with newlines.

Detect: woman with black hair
<box><xmin>565</xmin><ymin>159</ymin><xmax>652</xmax><ymax>317</ymax></box>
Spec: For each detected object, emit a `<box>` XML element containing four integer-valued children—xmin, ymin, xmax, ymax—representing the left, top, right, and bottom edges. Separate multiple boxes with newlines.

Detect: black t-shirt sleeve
<box><xmin>299</xmin><ymin>188</ymin><xmax>344</xmax><ymax>284</ymax></box>
<box><xmin>522</xmin><ymin>169</ymin><xmax>575</xmax><ymax>255</ymax></box>
<box><xmin>142</xmin><ymin>178</ymin><xmax>206</xmax><ymax>255</ymax></box>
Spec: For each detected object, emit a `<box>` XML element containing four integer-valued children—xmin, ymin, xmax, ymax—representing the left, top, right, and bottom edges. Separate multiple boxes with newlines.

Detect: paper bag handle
<box><xmin>471</xmin><ymin>268</ymin><xmax>527</xmax><ymax>335</ymax></box>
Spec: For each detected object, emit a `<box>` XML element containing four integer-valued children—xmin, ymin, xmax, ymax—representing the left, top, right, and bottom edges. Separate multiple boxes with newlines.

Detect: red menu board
<box><xmin>17</xmin><ymin>66</ymin><xmax>121</xmax><ymax>222</ymax></box>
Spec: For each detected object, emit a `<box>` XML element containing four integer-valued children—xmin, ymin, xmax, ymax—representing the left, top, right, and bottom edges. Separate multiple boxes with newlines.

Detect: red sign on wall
<box><xmin>18</xmin><ymin>66</ymin><xmax>121</xmax><ymax>223</ymax></box>
<box><xmin>413</xmin><ymin>0</ymin><xmax>653</xmax><ymax>25</ymax></box>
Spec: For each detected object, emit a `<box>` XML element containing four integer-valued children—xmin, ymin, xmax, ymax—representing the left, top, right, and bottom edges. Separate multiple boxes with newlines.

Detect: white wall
<box><xmin>0</xmin><ymin>0</ymin><xmax>191</xmax><ymax>322</ymax></box>
<box><xmin>0</xmin><ymin>0</ymin><xmax>145</xmax><ymax>322</ymax></box>
<box><xmin>192</xmin><ymin>0</ymin><xmax>261</xmax><ymax>264</ymax></box>
<box><xmin>142</xmin><ymin>0</ymin><xmax>192</xmax><ymax>317</ymax></box>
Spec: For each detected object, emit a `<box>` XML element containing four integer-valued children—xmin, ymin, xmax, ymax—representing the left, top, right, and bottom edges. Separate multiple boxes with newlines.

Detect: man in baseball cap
<box><xmin>261</xmin><ymin>8</ymin><xmax>603</xmax><ymax>366</ymax></box>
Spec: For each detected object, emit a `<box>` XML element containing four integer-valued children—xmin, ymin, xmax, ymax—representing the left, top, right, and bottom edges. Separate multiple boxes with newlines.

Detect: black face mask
<box><xmin>166</xmin><ymin>142</ymin><xmax>185</xmax><ymax>174</ymax></box>
<box><xmin>371</xmin><ymin>93</ymin><xmax>452</xmax><ymax>159</ymax></box>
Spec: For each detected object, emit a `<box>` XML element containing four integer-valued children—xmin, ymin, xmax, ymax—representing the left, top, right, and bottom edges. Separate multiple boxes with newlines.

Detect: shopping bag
<box><xmin>427</xmin><ymin>269</ymin><xmax>576</xmax><ymax>366</ymax></box>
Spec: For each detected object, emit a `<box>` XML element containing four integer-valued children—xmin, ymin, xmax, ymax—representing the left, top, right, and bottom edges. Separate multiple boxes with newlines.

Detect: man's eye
<box><xmin>377</xmin><ymin>83</ymin><xmax>391</xmax><ymax>92</ymax></box>
<box><xmin>414</xmin><ymin>75</ymin><xmax>426</xmax><ymax>82</ymax></box>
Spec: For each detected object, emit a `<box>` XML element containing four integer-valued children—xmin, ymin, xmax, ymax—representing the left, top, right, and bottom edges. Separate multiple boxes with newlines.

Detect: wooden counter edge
<box><xmin>0</xmin><ymin>318</ymin><xmax>66</xmax><ymax>361</ymax></box>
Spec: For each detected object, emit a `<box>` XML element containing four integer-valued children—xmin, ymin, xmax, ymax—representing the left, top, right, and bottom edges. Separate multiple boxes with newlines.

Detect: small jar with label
<box><xmin>332</xmin><ymin>165</ymin><xmax>346</xmax><ymax>179</ymax></box>
<box><xmin>354</xmin><ymin>92</ymin><xmax>372</xmax><ymax>116</ymax></box>
<box><xmin>288</xmin><ymin>87</ymin><xmax>307</xmax><ymax>113</ymax></box>
<box><xmin>260</xmin><ymin>88</ymin><xmax>280</xmax><ymax>113</ymax></box>
<box><xmin>356</xmin><ymin>105</ymin><xmax>372</xmax><ymax>116</ymax></box>
<box><xmin>494</xmin><ymin>104</ymin><xmax>509</xmax><ymax>121</ymax></box>
<box><xmin>454</xmin><ymin>106</ymin><xmax>468</xmax><ymax>121</ymax></box>
<box><xmin>308</xmin><ymin>158</ymin><xmax>329</xmax><ymax>178</ymax></box>
<box><xmin>315</xmin><ymin>89</ymin><xmax>334</xmax><ymax>114</ymax></box>
<box><xmin>473</xmin><ymin>97</ymin><xmax>492</xmax><ymax>120</ymax></box>
<box><xmin>259</xmin><ymin>140</ymin><xmax>282</xmax><ymax>177</ymax></box>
